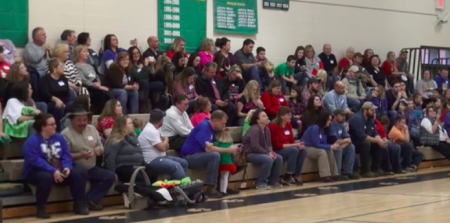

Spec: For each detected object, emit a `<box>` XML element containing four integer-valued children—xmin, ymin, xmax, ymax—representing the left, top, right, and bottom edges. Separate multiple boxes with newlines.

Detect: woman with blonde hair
<box><xmin>304</xmin><ymin>45</ymin><xmax>324</xmax><ymax>76</ymax></box>
<box><xmin>74</xmin><ymin>45</ymin><xmax>112</xmax><ymax>114</ymax></box>
<box><xmin>104</xmin><ymin>115</ymin><xmax>144</xmax><ymax>182</ymax></box>
<box><xmin>166</xmin><ymin>37</ymin><xmax>187</xmax><ymax>59</ymax></box>
<box><xmin>40</xmin><ymin>58</ymin><xmax>73</xmax><ymax>131</ymax></box>
<box><xmin>198</xmin><ymin>38</ymin><xmax>215</xmax><ymax>68</ymax></box>
<box><xmin>315</xmin><ymin>69</ymin><xmax>328</xmax><ymax>95</ymax></box>
<box><xmin>96</xmin><ymin>99</ymin><xmax>122</xmax><ymax>140</ymax></box>
<box><xmin>237</xmin><ymin>80</ymin><xmax>261</xmax><ymax>125</ymax></box>
<box><xmin>51</xmin><ymin>43</ymin><xmax>88</xmax><ymax>95</ymax></box>
<box><xmin>103</xmin><ymin>52</ymin><xmax>139</xmax><ymax>114</ymax></box>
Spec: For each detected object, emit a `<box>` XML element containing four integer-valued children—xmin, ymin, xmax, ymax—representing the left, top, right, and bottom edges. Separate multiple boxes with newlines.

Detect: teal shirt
<box><xmin>274</xmin><ymin>63</ymin><xmax>294</xmax><ymax>76</ymax></box>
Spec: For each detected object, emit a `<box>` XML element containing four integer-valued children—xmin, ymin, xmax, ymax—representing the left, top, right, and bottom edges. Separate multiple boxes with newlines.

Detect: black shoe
<box><xmin>226</xmin><ymin>188</ymin><xmax>240</xmax><ymax>195</ymax></box>
<box><xmin>336</xmin><ymin>175</ymin><xmax>349</xmax><ymax>181</ymax></box>
<box><xmin>290</xmin><ymin>177</ymin><xmax>303</xmax><ymax>186</ymax></box>
<box><xmin>87</xmin><ymin>200</ymin><xmax>103</xmax><ymax>211</ymax></box>
<box><xmin>280</xmin><ymin>177</ymin><xmax>292</xmax><ymax>186</ymax></box>
<box><xmin>73</xmin><ymin>201</ymin><xmax>89</xmax><ymax>215</ymax></box>
<box><xmin>361</xmin><ymin>172</ymin><xmax>378</xmax><ymax>178</ymax></box>
<box><xmin>345</xmin><ymin>173</ymin><xmax>361</xmax><ymax>180</ymax></box>
<box><xmin>36</xmin><ymin>208</ymin><xmax>50</xmax><ymax>219</ymax></box>
<box><xmin>205</xmin><ymin>185</ymin><xmax>223</xmax><ymax>199</ymax></box>
<box><xmin>321</xmin><ymin>176</ymin><xmax>335</xmax><ymax>183</ymax></box>
<box><xmin>395</xmin><ymin>170</ymin><xmax>407</xmax><ymax>174</ymax></box>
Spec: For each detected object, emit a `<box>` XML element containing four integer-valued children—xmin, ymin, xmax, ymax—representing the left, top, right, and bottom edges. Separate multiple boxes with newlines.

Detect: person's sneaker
<box><xmin>204</xmin><ymin>185</ymin><xmax>223</xmax><ymax>198</ymax></box>
<box><xmin>226</xmin><ymin>188</ymin><xmax>240</xmax><ymax>195</ymax></box>
<box><xmin>290</xmin><ymin>177</ymin><xmax>304</xmax><ymax>186</ymax></box>
<box><xmin>345</xmin><ymin>173</ymin><xmax>361</xmax><ymax>180</ymax></box>
<box><xmin>280</xmin><ymin>177</ymin><xmax>292</xmax><ymax>186</ymax></box>
<box><xmin>336</xmin><ymin>175</ymin><xmax>349</xmax><ymax>181</ymax></box>
<box><xmin>269</xmin><ymin>182</ymin><xmax>283</xmax><ymax>188</ymax></box>
<box><xmin>255</xmin><ymin>183</ymin><xmax>271</xmax><ymax>190</ymax></box>
<box><xmin>321</xmin><ymin>176</ymin><xmax>335</xmax><ymax>182</ymax></box>
<box><xmin>404</xmin><ymin>167</ymin><xmax>415</xmax><ymax>172</ymax></box>
<box><xmin>36</xmin><ymin>209</ymin><xmax>50</xmax><ymax>219</ymax></box>
<box><xmin>221</xmin><ymin>192</ymin><xmax>229</xmax><ymax>197</ymax></box>
<box><xmin>410</xmin><ymin>165</ymin><xmax>418</xmax><ymax>171</ymax></box>
<box><xmin>361</xmin><ymin>172</ymin><xmax>378</xmax><ymax>178</ymax></box>
<box><xmin>395</xmin><ymin>170</ymin><xmax>407</xmax><ymax>174</ymax></box>
<box><xmin>87</xmin><ymin>200</ymin><xmax>103</xmax><ymax>211</ymax></box>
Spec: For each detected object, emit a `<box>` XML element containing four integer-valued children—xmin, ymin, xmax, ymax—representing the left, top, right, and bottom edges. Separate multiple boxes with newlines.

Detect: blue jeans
<box><xmin>87</xmin><ymin>166</ymin><xmax>116</xmax><ymax>203</ymax></box>
<box><xmin>347</xmin><ymin>98</ymin><xmax>362</xmax><ymax>112</ymax></box>
<box><xmin>400</xmin><ymin>142</ymin><xmax>424</xmax><ymax>168</ymax></box>
<box><xmin>276</xmin><ymin>76</ymin><xmax>291</xmax><ymax>93</ymax></box>
<box><xmin>35</xmin><ymin>102</ymin><xmax>48</xmax><ymax>114</ymax></box>
<box><xmin>184</xmin><ymin>152</ymin><xmax>220</xmax><ymax>185</ymax></box>
<box><xmin>275</xmin><ymin>147</ymin><xmax>306</xmax><ymax>177</ymax></box>
<box><xmin>387</xmin><ymin>110</ymin><xmax>397</xmax><ymax>128</ymax></box>
<box><xmin>25</xmin><ymin>164</ymin><xmax>88</xmax><ymax>208</ymax></box>
<box><xmin>381</xmin><ymin>143</ymin><xmax>401</xmax><ymax>172</ymax></box>
<box><xmin>111</xmin><ymin>89</ymin><xmax>139</xmax><ymax>114</ymax></box>
<box><xmin>334</xmin><ymin>143</ymin><xmax>356</xmax><ymax>174</ymax></box>
<box><xmin>409</xmin><ymin>127</ymin><xmax>420</xmax><ymax>147</ymax></box>
<box><xmin>294</xmin><ymin>72</ymin><xmax>311</xmax><ymax>87</ymax></box>
<box><xmin>243</xmin><ymin>66</ymin><xmax>271</xmax><ymax>91</ymax></box>
<box><xmin>146</xmin><ymin>156</ymin><xmax>188</xmax><ymax>180</ymax></box>
<box><xmin>48</xmin><ymin>101</ymin><xmax>72</xmax><ymax>132</ymax></box>
<box><xmin>246</xmin><ymin>153</ymin><xmax>282</xmax><ymax>186</ymax></box>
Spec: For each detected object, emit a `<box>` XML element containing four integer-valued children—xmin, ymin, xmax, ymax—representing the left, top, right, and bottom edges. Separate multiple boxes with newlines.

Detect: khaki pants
<box><xmin>305</xmin><ymin>147</ymin><xmax>338</xmax><ymax>177</ymax></box>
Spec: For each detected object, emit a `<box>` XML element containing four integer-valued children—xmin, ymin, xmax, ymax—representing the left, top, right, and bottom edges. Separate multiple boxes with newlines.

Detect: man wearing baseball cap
<box><xmin>328</xmin><ymin>109</ymin><xmax>359</xmax><ymax>180</ymax></box>
<box><xmin>348</xmin><ymin>102</ymin><xmax>386</xmax><ymax>178</ymax></box>
<box><xmin>299</xmin><ymin>77</ymin><xmax>321</xmax><ymax>112</ymax></box>
<box><xmin>342</xmin><ymin>65</ymin><xmax>367</xmax><ymax>113</ymax></box>
<box><xmin>396</xmin><ymin>49</ymin><xmax>414</xmax><ymax>94</ymax></box>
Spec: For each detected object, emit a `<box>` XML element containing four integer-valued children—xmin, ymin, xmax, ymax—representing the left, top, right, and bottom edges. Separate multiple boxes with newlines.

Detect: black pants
<box><xmin>87</xmin><ymin>86</ymin><xmax>114</xmax><ymax>114</ymax></box>
<box><xmin>169</xmin><ymin>135</ymin><xmax>187</xmax><ymax>152</ymax></box>
<box><xmin>353</xmin><ymin>140</ymin><xmax>382</xmax><ymax>174</ymax></box>
<box><xmin>431</xmin><ymin>141</ymin><xmax>450</xmax><ymax>159</ymax></box>
<box><xmin>212</xmin><ymin>102</ymin><xmax>237</xmax><ymax>126</ymax></box>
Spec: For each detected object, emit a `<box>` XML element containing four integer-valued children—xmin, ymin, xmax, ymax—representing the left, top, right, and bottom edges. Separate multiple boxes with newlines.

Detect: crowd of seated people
<box><xmin>3</xmin><ymin>26</ymin><xmax>450</xmax><ymax>219</ymax></box>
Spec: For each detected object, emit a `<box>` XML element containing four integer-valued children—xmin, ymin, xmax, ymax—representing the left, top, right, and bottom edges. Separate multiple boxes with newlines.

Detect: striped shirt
<box><xmin>46</xmin><ymin>60</ymin><xmax>89</xmax><ymax>95</ymax></box>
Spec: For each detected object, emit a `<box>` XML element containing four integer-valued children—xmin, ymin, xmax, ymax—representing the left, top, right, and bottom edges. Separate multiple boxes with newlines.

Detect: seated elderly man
<box><xmin>139</xmin><ymin>109</ymin><xmax>188</xmax><ymax>180</ymax></box>
<box><xmin>61</xmin><ymin>106</ymin><xmax>116</xmax><ymax>211</ymax></box>
<box><xmin>180</xmin><ymin>110</ymin><xmax>240</xmax><ymax>198</ymax></box>
<box><xmin>322</xmin><ymin>81</ymin><xmax>353</xmax><ymax>115</ymax></box>
<box><xmin>342</xmin><ymin>65</ymin><xmax>366</xmax><ymax>113</ymax></box>
<box><xmin>160</xmin><ymin>94</ymin><xmax>193</xmax><ymax>151</ymax></box>
<box><xmin>23</xmin><ymin>27</ymin><xmax>52</xmax><ymax>77</ymax></box>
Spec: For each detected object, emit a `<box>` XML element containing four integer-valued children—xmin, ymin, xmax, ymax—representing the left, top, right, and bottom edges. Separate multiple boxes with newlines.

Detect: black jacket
<box><xmin>195</xmin><ymin>75</ymin><xmax>224</xmax><ymax>104</ymax></box>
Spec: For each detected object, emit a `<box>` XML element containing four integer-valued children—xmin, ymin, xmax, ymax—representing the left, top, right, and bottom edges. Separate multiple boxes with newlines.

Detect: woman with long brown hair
<box><xmin>172</xmin><ymin>67</ymin><xmax>198</xmax><ymax>114</ymax></box>
<box><xmin>103</xmin><ymin>52</ymin><xmax>139</xmax><ymax>114</ymax></box>
<box><xmin>96</xmin><ymin>99</ymin><xmax>122</xmax><ymax>140</ymax></box>
<box><xmin>267</xmin><ymin>106</ymin><xmax>306</xmax><ymax>186</ymax></box>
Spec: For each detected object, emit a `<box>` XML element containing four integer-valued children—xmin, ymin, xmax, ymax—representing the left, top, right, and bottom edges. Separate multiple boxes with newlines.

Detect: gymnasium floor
<box><xmin>7</xmin><ymin>167</ymin><xmax>450</xmax><ymax>223</ymax></box>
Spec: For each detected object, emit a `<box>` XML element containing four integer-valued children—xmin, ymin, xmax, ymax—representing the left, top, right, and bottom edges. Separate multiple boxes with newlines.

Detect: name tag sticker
<box><xmin>3</xmin><ymin>49</ymin><xmax>10</xmax><ymax>54</ymax></box>
<box><xmin>58</xmin><ymin>81</ymin><xmax>65</xmax><ymax>86</ymax></box>
<box><xmin>87</xmin><ymin>136</ymin><xmax>94</xmax><ymax>141</ymax></box>
<box><xmin>3</xmin><ymin>65</ymin><xmax>9</xmax><ymax>70</ymax></box>
<box><xmin>319</xmin><ymin>134</ymin><xmax>322</xmax><ymax>139</ymax></box>
<box><xmin>284</xmin><ymin>130</ymin><xmax>290</xmax><ymax>135</ymax></box>
<box><xmin>330</xmin><ymin>60</ymin><xmax>334</xmax><ymax>64</ymax></box>
<box><xmin>189</xmin><ymin>85</ymin><xmax>194</xmax><ymax>90</ymax></box>
<box><xmin>92</xmin><ymin>52</ymin><xmax>97</xmax><ymax>56</ymax></box>
<box><xmin>279</xmin><ymin>98</ymin><xmax>284</xmax><ymax>102</ymax></box>
<box><xmin>212</xmin><ymin>80</ymin><xmax>216</xmax><ymax>85</ymax></box>
<box><xmin>338</xmin><ymin>130</ymin><xmax>342</xmax><ymax>135</ymax></box>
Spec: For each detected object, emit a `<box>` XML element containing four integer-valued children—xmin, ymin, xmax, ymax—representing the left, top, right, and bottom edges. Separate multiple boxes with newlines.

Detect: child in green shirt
<box><xmin>214</xmin><ymin>129</ymin><xmax>239</xmax><ymax>195</ymax></box>
<box><xmin>275</xmin><ymin>55</ymin><xmax>297</xmax><ymax>93</ymax></box>
<box><xmin>132</xmin><ymin>118</ymin><xmax>144</xmax><ymax>136</ymax></box>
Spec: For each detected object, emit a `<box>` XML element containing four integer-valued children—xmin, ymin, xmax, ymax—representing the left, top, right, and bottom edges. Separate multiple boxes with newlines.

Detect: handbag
<box><xmin>419</xmin><ymin>118</ymin><xmax>440</xmax><ymax>146</ymax></box>
<box><xmin>232</xmin><ymin>150</ymin><xmax>249</xmax><ymax>189</ymax></box>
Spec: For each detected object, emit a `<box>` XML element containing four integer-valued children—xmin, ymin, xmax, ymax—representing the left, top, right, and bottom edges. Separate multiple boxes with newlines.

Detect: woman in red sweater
<box><xmin>267</xmin><ymin>106</ymin><xmax>306</xmax><ymax>186</ymax></box>
<box><xmin>166</xmin><ymin>37</ymin><xmax>188</xmax><ymax>59</ymax></box>
<box><xmin>381</xmin><ymin>51</ymin><xmax>405</xmax><ymax>84</ymax></box>
<box><xmin>261</xmin><ymin>80</ymin><xmax>288</xmax><ymax>119</ymax></box>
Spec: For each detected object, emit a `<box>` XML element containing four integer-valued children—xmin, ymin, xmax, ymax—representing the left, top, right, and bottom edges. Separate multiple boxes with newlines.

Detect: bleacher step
<box><xmin>0</xmin><ymin>172</ymin><xmax>10</xmax><ymax>182</ymax></box>
<box><xmin>0</xmin><ymin>183</ymin><xmax>23</xmax><ymax>196</ymax></box>
<box><xmin>0</xmin><ymin>159</ymin><xmax>24</xmax><ymax>181</ymax></box>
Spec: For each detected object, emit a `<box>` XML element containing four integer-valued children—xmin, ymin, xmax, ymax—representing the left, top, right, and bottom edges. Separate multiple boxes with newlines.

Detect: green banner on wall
<box><xmin>0</xmin><ymin>0</ymin><xmax>28</xmax><ymax>47</ymax></box>
<box><xmin>214</xmin><ymin>0</ymin><xmax>258</xmax><ymax>35</ymax></box>
<box><xmin>263</xmin><ymin>0</ymin><xmax>289</xmax><ymax>10</ymax></box>
<box><xmin>158</xmin><ymin>0</ymin><xmax>207</xmax><ymax>53</ymax></box>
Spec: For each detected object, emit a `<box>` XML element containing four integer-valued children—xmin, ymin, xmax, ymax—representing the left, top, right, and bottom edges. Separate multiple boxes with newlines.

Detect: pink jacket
<box><xmin>199</xmin><ymin>51</ymin><xmax>214</xmax><ymax>67</ymax></box>
<box><xmin>191</xmin><ymin>112</ymin><xmax>211</xmax><ymax>126</ymax></box>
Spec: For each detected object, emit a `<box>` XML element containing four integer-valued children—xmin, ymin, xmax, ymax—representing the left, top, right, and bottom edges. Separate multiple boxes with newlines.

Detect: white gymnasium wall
<box><xmin>29</xmin><ymin>0</ymin><xmax>449</xmax><ymax>65</ymax></box>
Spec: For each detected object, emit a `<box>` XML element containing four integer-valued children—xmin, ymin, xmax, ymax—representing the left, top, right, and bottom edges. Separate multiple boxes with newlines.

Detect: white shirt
<box><xmin>138</xmin><ymin>123</ymin><xmax>165</xmax><ymax>163</ymax></box>
<box><xmin>160</xmin><ymin>106</ymin><xmax>194</xmax><ymax>137</ymax></box>
<box><xmin>421</xmin><ymin>118</ymin><xmax>447</xmax><ymax>141</ymax></box>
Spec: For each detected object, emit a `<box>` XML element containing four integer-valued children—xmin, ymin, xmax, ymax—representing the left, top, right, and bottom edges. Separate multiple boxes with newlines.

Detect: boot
<box><xmin>73</xmin><ymin>200</ymin><xmax>89</xmax><ymax>215</ymax></box>
<box><xmin>36</xmin><ymin>206</ymin><xmax>50</xmax><ymax>219</ymax></box>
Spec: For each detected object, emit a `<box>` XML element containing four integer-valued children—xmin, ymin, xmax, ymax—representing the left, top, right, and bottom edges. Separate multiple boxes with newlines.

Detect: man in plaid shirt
<box><xmin>300</xmin><ymin>77</ymin><xmax>321</xmax><ymax>112</ymax></box>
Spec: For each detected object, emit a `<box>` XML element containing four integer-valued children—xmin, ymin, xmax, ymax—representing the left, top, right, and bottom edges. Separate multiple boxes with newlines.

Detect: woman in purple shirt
<box><xmin>214</xmin><ymin>37</ymin><xmax>236</xmax><ymax>70</ymax></box>
<box><xmin>301</xmin><ymin>110</ymin><xmax>339</xmax><ymax>182</ymax></box>
<box><xmin>102</xmin><ymin>34</ymin><xmax>127</xmax><ymax>73</ymax></box>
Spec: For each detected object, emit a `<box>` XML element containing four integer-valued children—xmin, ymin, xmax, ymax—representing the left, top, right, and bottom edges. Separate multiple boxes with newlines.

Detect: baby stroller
<box><xmin>115</xmin><ymin>167</ymin><xmax>205</xmax><ymax>210</ymax></box>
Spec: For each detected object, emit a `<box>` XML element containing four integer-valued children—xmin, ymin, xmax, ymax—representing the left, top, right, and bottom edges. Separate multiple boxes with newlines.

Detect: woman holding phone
<box><xmin>267</xmin><ymin>106</ymin><xmax>306</xmax><ymax>186</ymax></box>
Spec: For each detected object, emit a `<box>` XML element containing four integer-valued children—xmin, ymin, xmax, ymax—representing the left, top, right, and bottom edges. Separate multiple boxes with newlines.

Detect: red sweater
<box><xmin>338</xmin><ymin>58</ymin><xmax>351</xmax><ymax>72</ymax></box>
<box><xmin>267</xmin><ymin>122</ymin><xmax>295</xmax><ymax>151</ymax></box>
<box><xmin>261</xmin><ymin>91</ymin><xmax>288</xmax><ymax>116</ymax></box>
<box><xmin>166</xmin><ymin>50</ymin><xmax>188</xmax><ymax>59</ymax></box>
<box><xmin>374</xmin><ymin>119</ymin><xmax>386</xmax><ymax>138</ymax></box>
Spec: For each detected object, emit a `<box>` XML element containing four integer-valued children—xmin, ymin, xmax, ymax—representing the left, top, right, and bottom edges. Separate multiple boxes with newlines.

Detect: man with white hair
<box><xmin>338</xmin><ymin>47</ymin><xmax>354</xmax><ymax>72</ymax></box>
